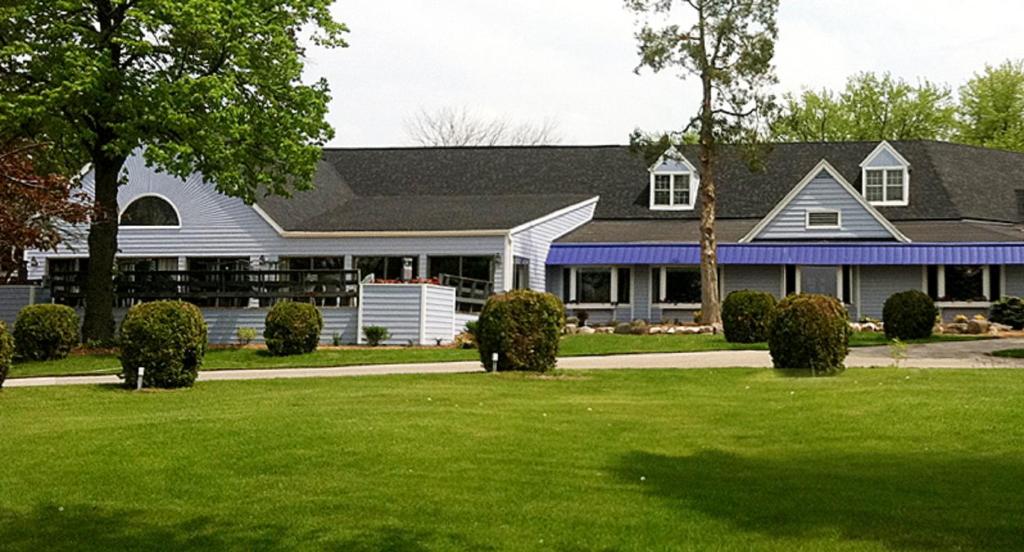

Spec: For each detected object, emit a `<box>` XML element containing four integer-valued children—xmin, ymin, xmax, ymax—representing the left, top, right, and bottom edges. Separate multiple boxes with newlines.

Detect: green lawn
<box><xmin>1</xmin><ymin>368</ymin><xmax>1021</xmax><ymax>550</ymax></box>
<box><xmin>8</xmin><ymin>332</ymin><xmax>987</xmax><ymax>379</ymax></box>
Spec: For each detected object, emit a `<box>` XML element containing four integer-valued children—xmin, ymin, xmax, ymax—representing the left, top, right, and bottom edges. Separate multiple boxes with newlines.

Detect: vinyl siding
<box><xmin>202</xmin><ymin>307</ymin><xmax>357</xmax><ymax>345</ymax></box>
<box><xmin>510</xmin><ymin>199</ymin><xmax>596</xmax><ymax>291</ymax></box>
<box><xmin>632</xmin><ymin>266</ymin><xmax>652</xmax><ymax>322</ymax></box>
<box><xmin>422</xmin><ymin>285</ymin><xmax>457</xmax><ymax>345</ymax></box>
<box><xmin>360</xmin><ymin>284</ymin><xmax>424</xmax><ymax>346</ymax></box>
<box><xmin>723</xmin><ymin>265</ymin><xmax>783</xmax><ymax>298</ymax></box>
<box><xmin>0</xmin><ymin>286</ymin><xmax>40</xmax><ymax>325</ymax></box>
<box><xmin>858</xmin><ymin>265</ymin><xmax>924</xmax><ymax>319</ymax></box>
<box><xmin>26</xmin><ymin>156</ymin><xmax>508</xmax><ymax>284</ymax></box>
<box><xmin>1004</xmin><ymin>265</ymin><xmax>1024</xmax><ymax>297</ymax></box>
<box><xmin>754</xmin><ymin>171</ymin><xmax>895</xmax><ymax>240</ymax></box>
<box><xmin>864</xmin><ymin>148</ymin><xmax>904</xmax><ymax>168</ymax></box>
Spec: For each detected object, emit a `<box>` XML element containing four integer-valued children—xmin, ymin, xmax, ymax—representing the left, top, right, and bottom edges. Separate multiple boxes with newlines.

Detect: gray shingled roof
<box><xmin>254</xmin><ymin>141</ymin><xmax>1024</xmax><ymax>232</ymax></box>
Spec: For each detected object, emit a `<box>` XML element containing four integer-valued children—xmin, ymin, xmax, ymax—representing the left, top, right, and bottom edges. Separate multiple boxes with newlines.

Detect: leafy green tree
<box><xmin>773</xmin><ymin>72</ymin><xmax>956</xmax><ymax>142</ymax></box>
<box><xmin>957</xmin><ymin>60</ymin><xmax>1024</xmax><ymax>152</ymax></box>
<box><xmin>626</xmin><ymin>0</ymin><xmax>780</xmax><ymax>325</ymax></box>
<box><xmin>0</xmin><ymin>1</ymin><xmax>347</xmax><ymax>341</ymax></box>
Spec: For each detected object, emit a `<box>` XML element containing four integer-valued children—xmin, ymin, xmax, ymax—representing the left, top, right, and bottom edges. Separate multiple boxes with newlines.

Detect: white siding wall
<box><xmin>360</xmin><ymin>284</ymin><xmax>423</xmax><ymax>346</ymax></box>
<box><xmin>423</xmin><ymin>285</ymin><xmax>457</xmax><ymax>345</ymax></box>
<box><xmin>510</xmin><ymin>200</ymin><xmax>596</xmax><ymax>291</ymax></box>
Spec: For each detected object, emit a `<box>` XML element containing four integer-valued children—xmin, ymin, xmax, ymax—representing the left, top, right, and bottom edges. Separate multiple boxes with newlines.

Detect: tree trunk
<box><xmin>81</xmin><ymin>152</ymin><xmax>125</xmax><ymax>342</ymax></box>
<box><xmin>698</xmin><ymin>70</ymin><xmax>722</xmax><ymax>326</ymax></box>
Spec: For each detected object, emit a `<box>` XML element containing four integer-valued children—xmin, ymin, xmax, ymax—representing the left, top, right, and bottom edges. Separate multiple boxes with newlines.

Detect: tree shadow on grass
<box><xmin>613</xmin><ymin>449</ymin><xmax>1024</xmax><ymax>551</ymax></box>
<box><xmin>0</xmin><ymin>504</ymin><xmax>486</xmax><ymax>551</ymax></box>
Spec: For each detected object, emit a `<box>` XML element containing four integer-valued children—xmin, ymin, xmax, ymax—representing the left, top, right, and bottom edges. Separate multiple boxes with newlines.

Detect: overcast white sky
<box><xmin>304</xmin><ymin>1</ymin><xmax>1024</xmax><ymax>147</ymax></box>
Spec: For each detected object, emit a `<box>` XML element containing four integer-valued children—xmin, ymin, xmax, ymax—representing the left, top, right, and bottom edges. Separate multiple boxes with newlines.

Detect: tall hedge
<box><xmin>264</xmin><ymin>301</ymin><xmax>323</xmax><ymax>356</ymax></box>
<box><xmin>13</xmin><ymin>304</ymin><xmax>80</xmax><ymax>360</ymax></box>
<box><xmin>883</xmin><ymin>290</ymin><xmax>938</xmax><ymax>340</ymax></box>
<box><xmin>0</xmin><ymin>322</ymin><xmax>14</xmax><ymax>389</ymax></box>
<box><xmin>722</xmin><ymin>289</ymin><xmax>777</xmax><ymax>343</ymax></box>
<box><xmin>477</xmin><ymin>290</ymin><xmax>564</xmax><ymax>372</ymax></box>
<box><xmin>767</xmin><ymin>293</ymin><xmax>850</xmax><ymax>376</ymax></box>
<box><xmin>119</xmin><ymin>301</ymin><xmax>207</xmax><ymax>389</ymax></box>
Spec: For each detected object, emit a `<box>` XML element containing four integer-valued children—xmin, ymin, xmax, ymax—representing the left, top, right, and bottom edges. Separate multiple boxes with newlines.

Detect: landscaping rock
<box><xmin>676</xmin><ymin>326</ymin><xmax>701</xmax><ymax>335</ymax></box>
<box><xmin>990</xmin><ymin>322</ymin><xmax>1012</xmax><ymax>333</ymax></box>
<box><xmin>596</xmin><ymin>326</ymin><xmax>615</xmax><ymax>334</ymax></box>
<box><xmin>943</xmin><ymin>323</ymin><xmax>968</xmax><ymax>334</ymax></box>
<box><xmin>564</xmin><ymin>324</ymin><xmax>578</xmax><ymax>335</ymax></box>
<box><xmin>577</xmin><ymin>326</ymin><xmax>596</xmax><ymax>335</ymax></box>
<box><xmin>648</xmin><ymin>326</ymin><xmax>664</xmax><ymax>335</ymax></box>
<box><xmin>966</xmin><ymin>319</ymin><xmax>990</xmax><ymax>335</ymax></box>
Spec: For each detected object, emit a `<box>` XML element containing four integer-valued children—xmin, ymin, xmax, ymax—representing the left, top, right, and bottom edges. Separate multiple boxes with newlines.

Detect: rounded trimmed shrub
<box><xmin>990</xmin><ymin>296</ymin><xmax>1024</xmax><ymax>330</ymax></box>
<box><xmin>883</xmin><ymin>290</ymin><xmax>938</xmax><ymax>340</ymax></box>
<box><xmin>119</xmin><ymin>301</ymin><xmax>207</xmax><ymax>389</ymax></box>
<box><xmin>13</xmin><ymin>304</ymin><xmax>80</xmax><ymax>360</ymax></box>
<box><xmin>477</xmin><ymin>290</ymin><xmax>564</xmax><ymax>372</ymax></box>
<box><xmin>722</xmin><ymin>289</ymin><xmax>777</xmax><ymax>343</ymax></box>
<box><xmin>767</xmin><ymin>293</ymin><xmax>851</xmax><ymax>376</ymax></box>
<box><xmin>264</xmin><ymin>301</ymin><xmax>323</xmax><ymax>356</ymax></box>
<box><xmin>0</xmin><ymin>322</ymin><xmax>14</xmax><ymax>389</ymax></box>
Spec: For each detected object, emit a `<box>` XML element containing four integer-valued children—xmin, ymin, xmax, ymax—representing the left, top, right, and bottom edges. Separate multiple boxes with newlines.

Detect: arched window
<box><xmin>120</xmin><ymin>195</ymin><xmax>180</xmax><ymax>227</ymax></box>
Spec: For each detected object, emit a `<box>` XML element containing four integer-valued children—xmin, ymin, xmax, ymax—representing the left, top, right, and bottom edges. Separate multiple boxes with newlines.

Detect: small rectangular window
<box><xmin>927</xmin><ymin>266</ymin><xmax>939</xmax><ymax>300</ymax></box>
<box><xmin>944</xmin><ymin>265</ymin><xmax>985</xmax><ymax>301</ymax></box>
<box><xmin>864</xmin><ymin>170</ymin><xmax>885</xmax><ymax>202</ymax></box>
<box><xmin>616</xmin><ymin>268</ymin><xmax>631</xmax><ymax>304</ymax></box>
<box><xmin>806</xmin><ymin>210</ymin><xmax>841</xmax><ymax>228</ymax></box>
<box><xmin>577</xmin><ymin>269</ymin><xmax>612</xmax><ymax>303</ymax></box>
<box><xmin>663</xmin><ymin>267</ymin><xmax>701</xmax><ymax>304</ymax></box>
<box><xmin>651</xmin><ymin>173</ymin><xmax>693</xmax><ymax>209</ymax></box>
<box><xmin>885</xmin><ymin>170</ymin><xmax>905</xmax><ymax>201</ymax></box>
<box><xmin>653</xmin><ymin>175</ymin><xmax>671</xmax><ymax>206</ymax></box>
<box><xmin>989</xmin><ymin>265</ymin><xmax>1002</xmax><ymax>300</ymax></box>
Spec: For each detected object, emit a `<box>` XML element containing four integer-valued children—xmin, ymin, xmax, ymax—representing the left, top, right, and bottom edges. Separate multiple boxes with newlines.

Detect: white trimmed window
<box><xmin>863</xmin><ymin>168</ymin><xmax>907</xmax><ymax>205</ymax></box>
<box><xmin>650</xmin><ymin>173</ymin><xmax>695</xmax><ymax>210</ymax></box>
<box><xmin>805</xmin><ymin>209</ymin><xmax>841</xmax><ymax>229</ymax></box>
<box><xmin>561</xmin><ymin>267</ymin><xmax>631</xmax><ymax>305</ymax></box>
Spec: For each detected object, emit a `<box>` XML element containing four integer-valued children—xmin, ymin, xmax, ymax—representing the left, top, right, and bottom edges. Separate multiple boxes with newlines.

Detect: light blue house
<box><xmin>20</xmin><ymin>140</ymin><xmax>1024</xmax><ymax>341</ymax></box>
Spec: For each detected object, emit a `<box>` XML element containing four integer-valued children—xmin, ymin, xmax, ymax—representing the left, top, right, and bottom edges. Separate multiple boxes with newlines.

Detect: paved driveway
<box><xmin>6</xmin><ymin>337</ymin><xmax>1024</xmax><ymax>388</ymax></box>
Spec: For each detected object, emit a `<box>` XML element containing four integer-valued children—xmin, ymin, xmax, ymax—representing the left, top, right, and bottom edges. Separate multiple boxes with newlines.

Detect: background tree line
<box><xmin>773</xmin><ymin>60</ymin><xmax>1024</xmax><ymax>152</ymax></box>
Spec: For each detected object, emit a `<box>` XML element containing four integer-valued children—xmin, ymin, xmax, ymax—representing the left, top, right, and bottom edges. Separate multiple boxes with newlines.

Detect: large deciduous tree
<box><xmin>626</xmin><ymin>0</ymin><xmax>779</xmax><ymax>325</ymax></box>
<box><xmin>957</xmin><ymin>60</ymin><xmax>1024</xmax><ymax>153</ymax></box>
<box><xmin>0</xmin><ymin>1</ymin><xmax>347</xmax><ymax>341</ymax></box>
<box><xmin>773</xmin><ymin>72</ymin><xmax>956</xmax><ymax>142</ymax></box>
<box><xmin>0</xmin><ymin>140</ymin><xmax>91</xmax><ymax>283</ymax></box>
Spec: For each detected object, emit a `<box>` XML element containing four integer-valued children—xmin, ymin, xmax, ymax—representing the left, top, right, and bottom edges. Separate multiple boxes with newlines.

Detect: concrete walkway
<box><xmin>7</xmin><ymin>338</ymin><xmax>1024</xmax><ymax>388</ymax></box>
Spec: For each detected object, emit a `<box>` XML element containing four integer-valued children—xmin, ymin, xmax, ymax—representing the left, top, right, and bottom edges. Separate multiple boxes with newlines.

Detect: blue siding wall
<box><xmin>864</xmin><ymin>148</ymin><xmax>904</xmax><ymax>167</ymax></box>
<box><xmin>858</xmin><ymin>266</ymin><xmax>923</xmax><ymax>319</ymax></box>
<box><xmin>632</xmin><ymin>266</ymin><xmax>652</xmax><ymax>321</ymax></box>
<box><xmin>723</xmin><ymin>265</ymin><xmax>783</xmax><ymax>298</ymax></box>
<box><xmin>754</xmin><ymin>171</ymin><xmax>894</xmax><ymax>240</ymax></box>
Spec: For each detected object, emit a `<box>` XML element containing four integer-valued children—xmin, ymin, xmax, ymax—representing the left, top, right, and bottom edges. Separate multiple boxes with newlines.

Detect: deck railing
<box><xmin>49</xmin><ymin>268</ymin><xmax>361</xmax><ymax>308</ymax></box>
<box><xmin>438</xmin><ymin>273</ymin><xmax>494</xmax><ymax>312</ymax></box>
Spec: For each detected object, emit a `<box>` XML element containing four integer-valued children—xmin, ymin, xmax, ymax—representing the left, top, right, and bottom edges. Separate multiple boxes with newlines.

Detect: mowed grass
<box><xmin>8</xmin><ymin>332</ymin><xmax>987</xmax><ymax>379</ymax></box>
<box><xmin>1</xmin><ymin>368</ymin><xmax>1022</xmax><ymax>551</ymax></box>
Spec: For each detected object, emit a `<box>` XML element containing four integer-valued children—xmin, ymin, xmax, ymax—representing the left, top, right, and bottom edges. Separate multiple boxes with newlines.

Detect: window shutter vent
<box><xmin>807</xmin><ymin>211</ymin><xmax>840</xmax><ymax>227</ymax></box>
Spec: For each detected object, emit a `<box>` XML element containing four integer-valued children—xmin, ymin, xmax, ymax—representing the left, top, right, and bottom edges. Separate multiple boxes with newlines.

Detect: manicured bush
<box><xmin>477</xmin><ymin>290</ymin><xmax>564</xmax><ymax>372</ymax></box>
<box><xmin>990</xmin><ymin>296</ymin><xmax>1024</xmax><ymax>330</ymax></box>
<box><xmin>722</xmin><ymin>289</ymin><xmax>777</xmax><ymax>343</ymax></box>
<box><xmin>767</xmin><ymin>293</ymin><xmax>851</xmax><ymax>376</ymax></box>
<box><xmin>0</xmin><ymin>322</ymin><xmax>13</xmax><ymax>389</ymax></box>
<box><xmin>119</xmin><ymin>301</ymin><xmax>207</xmax><ymax>389</ymax></box>
<box><xmin>263</xmin><ymin>301</ymin><xmax>323</xmax><ymax>355</ymax></box>
<box><xmin>236</xmin><ymin>327</ymin><xmax>258</xmax><ymax>346</ymax></box>
<box><xmin>13</xmin><ymin>304</ymin><xmax>80</xmax><ymax>360</ymax></box>
<box><xmin>883</xmin><ymin>290</ymin><xmax>938</xmax><ymax>340</ymax></box>
<box><xmin>363</xmin><ymin>326</ymin><xmax>391</xmax><ymax>346</ymax></box>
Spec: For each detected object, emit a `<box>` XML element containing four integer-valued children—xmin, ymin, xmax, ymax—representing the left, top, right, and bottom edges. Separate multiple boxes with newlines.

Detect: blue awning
<box><xmin>547</xmin><ymin>242</ymin><xmax>1024</xmax><ymax>266</ymax></box>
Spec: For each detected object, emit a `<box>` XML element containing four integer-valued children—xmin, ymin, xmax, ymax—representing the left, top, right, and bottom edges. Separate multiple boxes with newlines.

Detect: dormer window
<box><xmin>860</xmin><ymin>141</ymin><xmax>909</xmax><ymax>207</ymax></box>
<box><xmin>649</xmin><ymin>153</ymin><xmax>697</xmax><ymax>211</ymax></box>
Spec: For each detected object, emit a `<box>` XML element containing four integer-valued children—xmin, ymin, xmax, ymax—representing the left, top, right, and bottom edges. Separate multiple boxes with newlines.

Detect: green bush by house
<box><xmin>13</xmin><ymin>304</ymin><xmax>79</xmax><ymax>361</ymax></box>
<box><xmin>768</xmin><ymin>293</ymin><xmax>850</xmax><ymax>376</ymax></box>
<box><xmin>883</xmin><ymin>290</ymin><xmax>938</xmax><ymax>339</ymax></box>
<box><xmin>722</xmin><ymin>289</ymin><xmax>777</xmax><ymax>343</ymax></box>
<box><xmin>119</xmin><ymin>301</ymin><xmax>207</xmax><ymax>389</ymax></box>
<box><xmin>990</xmin><ymin>296</ymin><xmax>1024</xmax><ymax>329</ymax></box>
<box><xmin>362</xmin><ymin>326</ymin><xmax>390</xmax><ymax>346</ymax></box>
<box><xmin>264</xmin><ymin>302</ymin><xmax>323</xmax><ymax>356</ymax></box>
<box><xmin>477</xmin><ymin>290</ymin><xmax>564</xmax><ymax>372</ymax></box>
<box><xmin>0</xmin><ymin>321</ymin><xmax>13</xmax><ymax>388</ymax></box>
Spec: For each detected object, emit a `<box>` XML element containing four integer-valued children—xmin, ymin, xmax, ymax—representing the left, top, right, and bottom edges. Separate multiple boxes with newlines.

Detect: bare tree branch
<box><xmin>405</xmin><ymin>106</ymin><xmax>562</xmax><ymax>147</ymax></box>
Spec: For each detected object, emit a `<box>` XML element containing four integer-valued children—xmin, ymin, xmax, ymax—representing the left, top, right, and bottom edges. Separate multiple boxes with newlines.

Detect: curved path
<box><xmin>7</xmin><ymin>338</ymin><xmax>1024</xmax><ymax>388</ymax></box>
